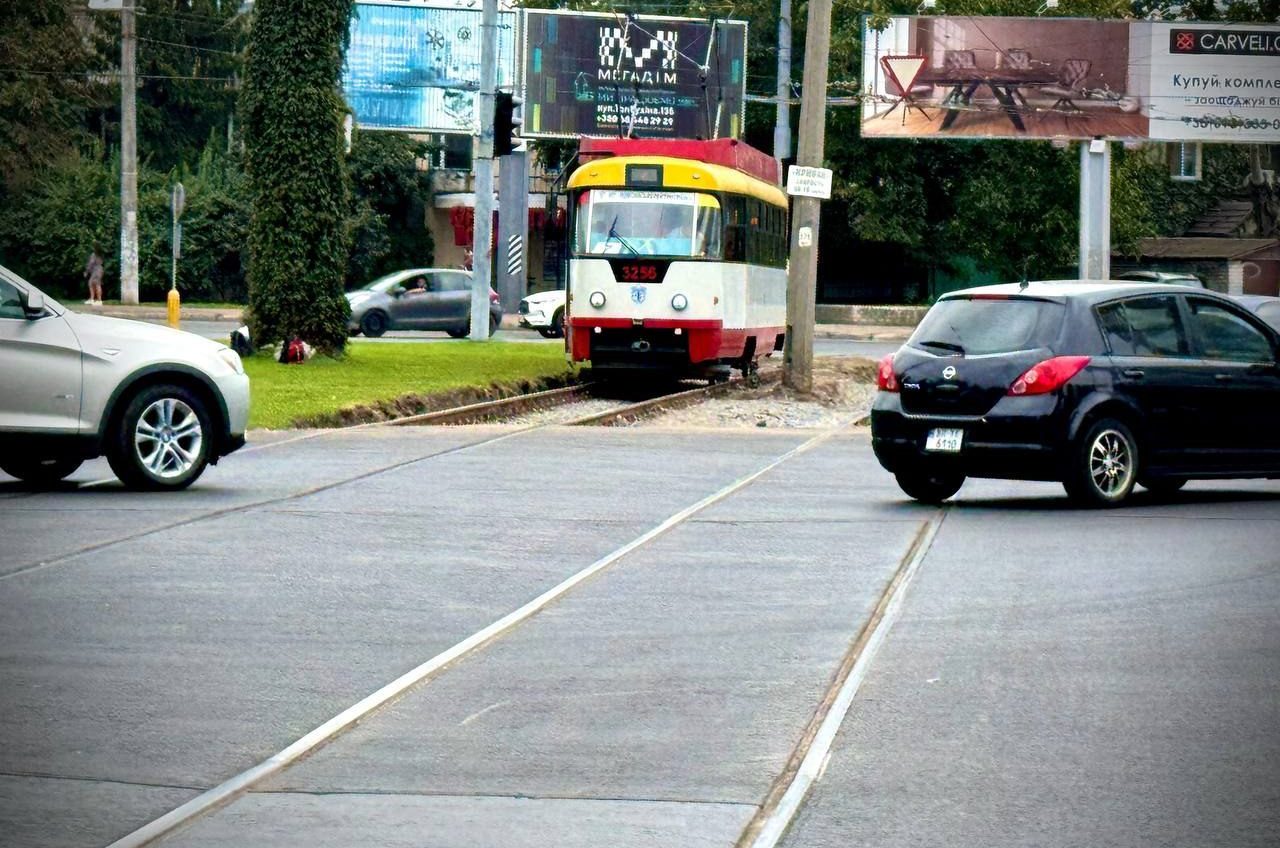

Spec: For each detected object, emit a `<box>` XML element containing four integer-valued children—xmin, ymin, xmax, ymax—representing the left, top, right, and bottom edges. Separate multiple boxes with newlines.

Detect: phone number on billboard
<box><xmin>1181</xmin><ymin>115</ymin><xmax>1280</xmax><ymax>130</ymax></box>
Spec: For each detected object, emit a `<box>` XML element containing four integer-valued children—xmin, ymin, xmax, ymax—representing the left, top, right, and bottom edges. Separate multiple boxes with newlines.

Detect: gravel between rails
<box><xmin>616</xmin><ymin>357</ymin><xmax>878</xmax><ymax>430</ymax></box>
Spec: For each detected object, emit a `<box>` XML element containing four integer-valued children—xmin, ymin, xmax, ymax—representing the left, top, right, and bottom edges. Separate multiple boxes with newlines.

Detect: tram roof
<box><xmin>568</xmin><ymin>156</ymin><xmax>789</xmax><ymax>208</ymax></box>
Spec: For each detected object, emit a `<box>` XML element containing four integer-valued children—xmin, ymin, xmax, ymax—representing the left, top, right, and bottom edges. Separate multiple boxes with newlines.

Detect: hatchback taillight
<box><xmin>876</xmin><ymin>354</ymin><xmax>899</xmax><ymax>392</ymax></box>
<box><xmin>1008</xmin><ymin>356</ymin><xmax>1091</xmax><ymax>396</ymax></box>
<box><xmin>489</xmin><ymin>289</ymin><xmax>500</xmax><ymax>304</ymax></box>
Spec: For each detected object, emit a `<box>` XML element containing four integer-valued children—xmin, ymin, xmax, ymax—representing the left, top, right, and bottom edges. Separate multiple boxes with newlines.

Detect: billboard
<box><xmin>861</xmin><ymin>17</ymin><xmax>1280</xmax><ymax>143</ymax></box>
<box><xmin>522</xmin><ymin>10</ymin><xmax>747</xmax><ymax>140</ymax></box>
<box><xmin>344</xmin><ymin>0</ymin><xmax>518</xmax><ymax>133</ymax></box>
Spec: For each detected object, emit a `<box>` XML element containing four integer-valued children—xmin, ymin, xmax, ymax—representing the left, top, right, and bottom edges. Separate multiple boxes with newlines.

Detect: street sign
<box><xmin>173</xmin><ymin>222</ymin><xmax>182</xmax><ymax>260</ymax></box>
<box><xmin>88</xmin><ymin>1</ymin><xmax>124</xmax><ymax>10</ymax></box>
<box><xmin>786</xmin><ymin>166</ymin><xmax>833</xmax><ymax>200</ymax></box>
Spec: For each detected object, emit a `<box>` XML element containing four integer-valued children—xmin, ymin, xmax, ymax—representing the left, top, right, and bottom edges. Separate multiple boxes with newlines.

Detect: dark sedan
<box><xmin>346</xmin><ymin>268</ymin><xmax>502</xmax><ymax>338</ymax></box>
<box><xmin>871</xmin><ymin>281</ymin><xmax>1280</xmax><ymax>506</ymax></box>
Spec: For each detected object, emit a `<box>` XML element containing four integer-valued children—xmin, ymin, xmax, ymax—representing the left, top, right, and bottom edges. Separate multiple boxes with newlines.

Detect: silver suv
<box><xmin>0</xmin><ymin>264</ymin><xmax>249</xmax><ymax>489</ymax></box>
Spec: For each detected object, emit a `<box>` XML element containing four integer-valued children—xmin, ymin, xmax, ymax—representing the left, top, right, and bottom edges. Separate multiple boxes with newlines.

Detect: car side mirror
<box><xmin>19</xmin><ymin>288</ymin><xmax>45</xmax><ymax>318</ymax></box>
<box><xmin>391</xmin><ymin>285</ymin><xmax>406</xmax><ymax>297</ymax></box>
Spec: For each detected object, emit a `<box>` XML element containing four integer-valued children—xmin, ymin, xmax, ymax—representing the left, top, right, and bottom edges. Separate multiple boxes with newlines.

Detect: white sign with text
<box><xmin>786</xmin><ymin>166</ymin><xmax>834</xmax><ymax>200</ymax></box>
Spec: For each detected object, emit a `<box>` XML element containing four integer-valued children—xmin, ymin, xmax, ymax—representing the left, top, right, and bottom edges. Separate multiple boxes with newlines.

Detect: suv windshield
<box><xmin>910</xmin><ymin>297</ymin><xmax>1065</xmax><ymax>356</ymax></box>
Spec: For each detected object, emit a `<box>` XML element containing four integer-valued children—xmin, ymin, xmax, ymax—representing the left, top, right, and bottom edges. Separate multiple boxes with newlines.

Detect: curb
<box><xmin>91</xmin><ymin>307</ymin><xmax>244</xmax><ymax>322</ymax></box>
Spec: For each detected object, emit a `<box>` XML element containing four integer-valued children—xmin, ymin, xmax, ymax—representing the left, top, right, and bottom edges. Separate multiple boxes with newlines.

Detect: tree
<box><xmin>133</xmin><ymin>0</ymin><xmax>247</xmax><ymax>171</ymax></box>
<box><xmin>345</xmin><ymin>131</ymin><xmax>436</xmax><ymax>285</ymax></box>
<box><xmin>0</xmin><ymin>0</ymin><xmax>111</xmax><ymax>195</ymax></box>
<box><xmin>239</xmin><ymin>0</ymin><xmax>353</xmax><ymax>353</ymax></box>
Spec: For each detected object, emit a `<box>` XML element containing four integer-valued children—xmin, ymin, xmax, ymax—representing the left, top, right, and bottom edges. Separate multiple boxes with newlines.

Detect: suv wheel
<box><xmin>895</xmin><ymin>468</ymin><xmax>965</xmax><ymax>504</ymax></box>
<box><xmin>107</xmin><ymin>384</ymin><xmax>212</xmax><ymax>490</ymax></box>
<box><xmin>1064</xmin><ymin>417</ymin><xmax>1138</xmax><ymax>507</ymax></box>
<box><xmin>0</xmin><ymin>456</ymin><xmax>83</xmax><ymax>486</ymax></box>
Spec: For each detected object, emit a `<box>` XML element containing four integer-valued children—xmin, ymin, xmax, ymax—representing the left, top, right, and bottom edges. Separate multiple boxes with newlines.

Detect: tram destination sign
<box><xmin>522</xmin><ymin>10</ymin><xmax>747</xmax><ymax>140</ymax></box>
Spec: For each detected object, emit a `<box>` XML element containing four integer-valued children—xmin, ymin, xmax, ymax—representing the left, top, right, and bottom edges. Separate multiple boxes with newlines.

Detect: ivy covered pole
<box><xmin>239</xmin><ymin>0</ymin><xmax>353</xmax><ymax>354</ymax></box>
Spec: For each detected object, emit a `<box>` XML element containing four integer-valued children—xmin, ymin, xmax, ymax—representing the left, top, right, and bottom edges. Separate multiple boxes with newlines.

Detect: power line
<box><xmin>0</xmin><ymin>68</ymin><xmax>236</xmax><ymax>83</ymax></box>
<box><xmin>138</xmin><ymin>36</ymin><xmax>241</xmax><ymax>56</ymax></box>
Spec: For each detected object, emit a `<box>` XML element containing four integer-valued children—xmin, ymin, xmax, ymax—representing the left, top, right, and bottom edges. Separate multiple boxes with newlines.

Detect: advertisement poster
<box><xmin>523</xmin><ymin>10</ymin><xmax>747</xmax><ymax>140</ymax></box>
<box><xmin>1142</xmin><ymin>23</ymin><xmax>1280</xmax><ymax>142</ymax></box>
<box><xmin>344</xmin><ymin>0</ymin><xmax>518</xmax><ymax>133</ymax></box>
<box><xmin>861</xmin><ymin>16</ymin><xmax>1280</xmax><ymax>143</ymax></box>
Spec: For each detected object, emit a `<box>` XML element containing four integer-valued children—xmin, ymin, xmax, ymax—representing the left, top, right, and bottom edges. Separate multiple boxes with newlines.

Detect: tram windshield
<box><xmin>575</xmin><ymin>190</ymin><xmax>722</xmax><ymax>259</ymax></box>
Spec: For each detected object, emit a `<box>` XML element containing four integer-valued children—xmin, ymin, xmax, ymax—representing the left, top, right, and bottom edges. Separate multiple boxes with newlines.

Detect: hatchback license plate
<box><xmin>925</xmin><ymin>428</ymin><xmax>964</xmax><ymax>452</ymax></box>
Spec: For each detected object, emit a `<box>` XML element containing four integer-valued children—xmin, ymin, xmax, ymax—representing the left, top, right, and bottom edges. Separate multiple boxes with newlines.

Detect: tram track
<box><xmin>100</xmin><ymin>416</ymin><xmax>859</xmax><ymax>848</ymax></box>
<box><xmin>0</xmin><ymin>372</ymin><xmax>778</xmax><ymax>578</ymax></box>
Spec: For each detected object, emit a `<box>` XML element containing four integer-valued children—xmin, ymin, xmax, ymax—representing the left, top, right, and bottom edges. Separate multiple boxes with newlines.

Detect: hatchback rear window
<box><xmin>909</xmin><ymin>297</ymin><xmax>1065</xmax><ymax>356</ymax></box>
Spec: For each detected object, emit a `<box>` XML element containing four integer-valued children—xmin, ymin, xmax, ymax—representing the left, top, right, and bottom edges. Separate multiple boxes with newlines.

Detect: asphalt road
<box><xmin>143</xmin><ymin>318</ymin><xmax>900</xmax><ymax>359</ymax></box>
<box><xmin>1</xmin><ymin>423</ymin><xmax>1276</xmax><ymax>847</ymax></box>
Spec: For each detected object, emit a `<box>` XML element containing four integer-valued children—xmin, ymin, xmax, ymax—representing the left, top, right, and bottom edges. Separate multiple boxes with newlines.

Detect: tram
<box><xmin>565</xmin><ymin>138</ymin><xmax>789</xmax><ymax>381</ymax></box>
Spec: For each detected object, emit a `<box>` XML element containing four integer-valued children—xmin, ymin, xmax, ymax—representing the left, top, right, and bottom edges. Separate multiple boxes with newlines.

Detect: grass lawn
<box><xmin>244</xmin><ymin>341</ymin><xmax>574</xmax><ymax>429</ymax></box>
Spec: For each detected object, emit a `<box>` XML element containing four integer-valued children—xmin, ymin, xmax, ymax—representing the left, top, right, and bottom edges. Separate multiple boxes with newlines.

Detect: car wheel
<box><xmin>489</xmin><ymin>314</ymin><xmax>499</xmax><ymax>337</ymax></box>
<box><xmin>446</xmin><ymin>327</ymin><xmax>469</xmax><ymax>339</ymax></box>
<box><xmin>1063</xmin><ymin>417</ymin><xmax>1138</xmax><ymax>507</ymax></box>
<box><xmin>895</xmin><ymin>468</ymin><xmax>965</xmax><ymax>504</ymax></box>
<box><xmin>1140</xmin><ymin>476</ymin><xmax>1187</xmax><ymax>496</ymax></box>
<box><xmin>107</xmin><ymin>384</ymin><xmax>212</xmax><ymax>491</ymax></box>
<box><xmin>550</xmin><ymin>307</ymin><xmax>565</xmax><ymax>338</ymax></box>
<box><xmin>537</xmin><ymin>327</ymin><xmax>558</xmax><ymax>339</ymax></box>
<box><xmin>0</xmin><ymin>455</ymin><xmax>83</xmax><ymax>486</ymax></box>
<box><xmin>360</xmin><ymin>310</ymin><xmax>388</xmax><ymax>338</ymax></box>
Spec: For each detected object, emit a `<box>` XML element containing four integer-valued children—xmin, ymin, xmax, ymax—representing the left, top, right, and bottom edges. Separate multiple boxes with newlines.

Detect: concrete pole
<box><xmin>470</xmin><ymin>0</ymin><xmax>498</xmax><ymax>339</ymax></box>
<box><xmin>773</xmin><ymin>0</ymin><xmax>792</xmax><ymax>166</ymax></box>
<box><xmin>120</xmin><ymin>0</ymin><xmax>139</xmax><ymax>304</ymax></box>
<box><xmin>1078</xmin><ymin>140</ymin><xmax>1111</xmax><ymax>280</ymax></box>
<box><xmin>497</xmin><ymin>149</ymin><xmax>529</xmax><ymax>312</ymax></box>
<box><xmin>782</xmin><ymin>0</ymin><xmax>832</xmax><ymax>393</ymax></box>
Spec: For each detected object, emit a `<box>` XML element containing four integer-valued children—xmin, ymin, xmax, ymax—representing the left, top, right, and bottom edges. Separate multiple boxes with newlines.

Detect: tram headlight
<box><xmin>671</xmin><ymin>293</ymin><xmax>689</xmax><ymax>311</ymax></box>
<box><xmin>589</xmin><ymin>290</ymin><xmax>606</xmax><ymax>309</ymax></box>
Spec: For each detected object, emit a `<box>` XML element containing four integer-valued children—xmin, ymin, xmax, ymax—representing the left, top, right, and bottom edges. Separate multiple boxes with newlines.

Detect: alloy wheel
<box><xmin>134</xmin><ymin>397</ymin><xmax>204</xmax><ymax>479</ymax></box>
<box><xmin>1087</xmin><ymin>428</ymin><xmax>1134</xmax><ymax>498</ymax></box>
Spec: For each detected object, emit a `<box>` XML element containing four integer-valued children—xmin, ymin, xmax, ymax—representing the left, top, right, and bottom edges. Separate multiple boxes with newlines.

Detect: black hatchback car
<box><xmin>871</xmin><ymin>281</ymin><xmax>1280</xmax><ymax>506</ymax></box>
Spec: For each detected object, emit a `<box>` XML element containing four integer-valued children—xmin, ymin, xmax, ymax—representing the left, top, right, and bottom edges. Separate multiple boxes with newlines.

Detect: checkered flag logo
<box><xmin>598</xmin><ymin>27</ymin><xmax>679</xmax><ymax>70</ymax></box>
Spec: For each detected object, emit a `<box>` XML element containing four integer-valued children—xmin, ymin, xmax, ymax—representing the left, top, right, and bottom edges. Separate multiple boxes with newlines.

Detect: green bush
<box><xmin>0</xmin><ymin>141</ymin><xmax>250</xmax><ymax>303</ymax></box>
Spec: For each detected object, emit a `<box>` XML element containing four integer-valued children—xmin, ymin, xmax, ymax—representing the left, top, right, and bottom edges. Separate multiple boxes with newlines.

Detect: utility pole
<box><xmin>1078</xmin><ymin>139</ymin><xmax>1110</xmax><ymax>280</ymax></box>
<box><xmin>470</xmin><ymin>0</ymin><xmax>498</xmax><ymax>339</ymax></box>
<box><xmin>120</xmin><ymin>0</ymin><xmax>140</xmax><ymax>304</ymax></box>
<box><xmin>773</xmin><ymin>0</ymin><xmax>792</xmax><ymax>167</ymax></box>
<box><xmin>782</xmin><ymin>0</ymin><xmax>832</xmax><ymax>393</ymax></box>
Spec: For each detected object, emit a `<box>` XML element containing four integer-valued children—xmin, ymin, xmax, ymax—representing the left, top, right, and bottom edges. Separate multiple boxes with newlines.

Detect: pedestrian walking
<box><xmin>84</xmin><ymin>246</ymin><xmax>104</xmax><ymax>306</ymax></box>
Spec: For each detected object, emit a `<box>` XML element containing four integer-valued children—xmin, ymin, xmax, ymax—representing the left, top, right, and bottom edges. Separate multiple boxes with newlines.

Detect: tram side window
<box><xmin>723</xmin><ymin>196</ymin><xmax>747</xmax><ymax>262</ymax></box>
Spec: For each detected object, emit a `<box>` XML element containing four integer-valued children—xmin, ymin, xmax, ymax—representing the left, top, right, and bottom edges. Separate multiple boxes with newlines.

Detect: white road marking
<box><xmin>459</xmin><ymin>700</ymin><xmax>507</xmax><ymax>727</ymax></box>
<box><xmin>105</xmin><ymin>421</ymin><xmax>857</xmax><ymax>848</ymax></box>
<box><xmin>745</xmin><ymin>510</ymin><xmax>947</xmax><ymax>848</ymax></box>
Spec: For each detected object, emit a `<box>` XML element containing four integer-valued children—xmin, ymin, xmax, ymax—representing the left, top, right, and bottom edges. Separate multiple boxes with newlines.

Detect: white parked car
<box><xmin>0</xmin><ymin>264</ymin><xmax>250</xmax><ymax>489</ymax></box>
<box><xmin>518</xmin><ymin>288</ymin><xmax>566</xmax><ymax>338</ymax></box>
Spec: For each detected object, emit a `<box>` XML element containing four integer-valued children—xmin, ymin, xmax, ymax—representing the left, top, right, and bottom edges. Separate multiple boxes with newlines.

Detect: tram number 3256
<box><xmin>619</xmin><ymin>262</ymin><xmax>660</xmax><ymax>282</ymax></box>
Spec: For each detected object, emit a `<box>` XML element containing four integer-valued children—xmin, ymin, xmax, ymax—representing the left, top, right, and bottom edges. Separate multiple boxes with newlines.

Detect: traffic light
<box><xmin>494</xmin><ymin>91</ymin><xmax>524</xmax><ymax>156</ymax></box>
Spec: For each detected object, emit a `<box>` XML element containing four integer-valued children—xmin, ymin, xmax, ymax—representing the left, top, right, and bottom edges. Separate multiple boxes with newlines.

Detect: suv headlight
<box><xmin>217</xmin><ymin>347</ymin><xmax>245</xmax><ymax>375</ymax></box>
